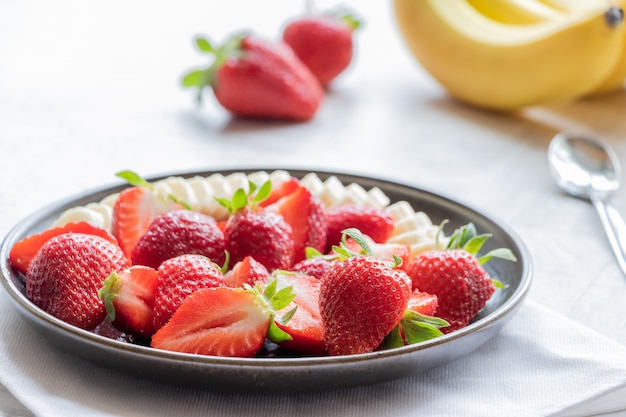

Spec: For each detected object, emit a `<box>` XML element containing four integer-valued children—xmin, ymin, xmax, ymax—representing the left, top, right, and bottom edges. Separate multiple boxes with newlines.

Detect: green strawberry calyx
<box><xmin>327</xmin><ymin>227</ymin><xmax>403</xmax><ymax>268</ymax></box>
<box><xmin>99</xmin><ymin>271</ymin><xmax>123</xmax><ymax>323</ymax></box>
<box><xmin>180</xmin><ymin>34</ymin><xmax>246</xmax><ymax>103</ymax></box>
<box><xmin>247</xmin><ymin>277</ymin><xmax>297</xmax><ymax>344</ymax></box>
<box><xmin>326</xmin><ymin>7</ymin><xmax>362</xmax><ymax>31</ymax></box>
<box><xmin>215</xmin><ymin>180</ymin><xmax>272</xmax><ymax>214</ymax></box>
<box><xmin>380</xmin><ymin>310</ymin><xmax>450</xmax><ymax>350</ymax></box>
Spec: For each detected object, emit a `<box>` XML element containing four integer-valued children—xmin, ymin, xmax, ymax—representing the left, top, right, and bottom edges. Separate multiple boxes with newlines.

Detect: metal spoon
<box><xmin>548</xmin><ymin>131</ymin><xmax>626</xmax><ymax>276</ymax></box>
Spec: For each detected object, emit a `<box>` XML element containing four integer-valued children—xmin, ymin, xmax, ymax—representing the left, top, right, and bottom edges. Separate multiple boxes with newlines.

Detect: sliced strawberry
<box><xmin>111</xmin><ymin>186</ymin><xmax>179</xmax><ymax>261</ymax></box>
<box><xmin>9</xmin><ymin>222</ymin><xmax>117</xmax><ymax>275</ymax></box>
<box><xmin>151</xmin><ymin>287</ymin><xmax>270</xmax><ymax>357</ymax></box>
<box><xmin>325</xmin><ymin>204</ymin><xmax>394</xmax><ymax>251</ymax></box>
<box><xmin>224</xmin><ymin>256</ymin><xmax>270</xmax><ymax>288</ymax></box>
<box><xmin>407</xmin><ymin>290</ymin><xmax>438</xmax><ymax>316</ymax></box>
<box><xmin>268</xmin><ymin>185</ymin><xmax>327</xmax><ymax>263</ymax></box>
<box><xmin>258</xmin><ymin>177</ymin><xmax>300</xmax><ymax>207</ymax></box>
<box><xmin>99</xmin><ymin>265</ymin><xmax>158</xmax><ymax>338</ymax></box>
<box><xmin>272</xmin><ymin>272</ymin><xmax>326</xmax><ymax>355</ymax></box>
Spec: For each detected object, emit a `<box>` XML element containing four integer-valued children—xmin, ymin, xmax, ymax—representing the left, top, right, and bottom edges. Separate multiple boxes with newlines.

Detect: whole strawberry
<box><xmin>282</xmin><ymin>9</ymin><xmax>361</xmax><ymax>87</ymax></box>
<box><xmin>405</xmin><ymin>223</ymin><xmax>516</xmax><ymax>333</ymax></box>
<box><xmin>131</xmin><ymin>209</ymin><xmax>226</xmax><ymax>269</ymax></box>
<box><xmin>26</xmin><ymin>233</ymin><xmax>129</xmax><ymax>330</ymax></box>
<box><xmin>182</xmin><ymin>34</ymin><xmax>323</xmax><ymax>121</ymax></box>
<box><xmin>153</xmin><ymin>254</ymin><xmax>226</xmax><ymax>331</ymax></box>
<box><xmin>319</xmin><ymin>255</ymin><xmax>412</xmax><ymax>355</ymax></box>
<box><xmin>219</xmin><ymin>181</ymin><xmax>295</xmax><ymax>271</ymax></box>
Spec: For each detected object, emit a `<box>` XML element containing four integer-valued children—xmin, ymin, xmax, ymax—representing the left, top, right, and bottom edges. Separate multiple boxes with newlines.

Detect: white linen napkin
<box><xmin>1</xmin><ymin>294</ymin><xmax>625</xmax><ymax>417</ymax></box>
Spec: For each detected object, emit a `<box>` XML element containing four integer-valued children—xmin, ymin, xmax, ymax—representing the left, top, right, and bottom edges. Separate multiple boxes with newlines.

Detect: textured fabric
<box><xmin>1</xmin><ymin>297</ymin><xmax>625</xmax><ymax>417</ymax></box>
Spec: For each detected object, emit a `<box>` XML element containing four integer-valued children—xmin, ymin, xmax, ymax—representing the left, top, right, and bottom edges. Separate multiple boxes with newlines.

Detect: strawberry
<box><xmin>99</xmin><ymin>265</ymin><xmax>158</xmax><ymax>338</ymax></box>
<box><xmin>219</xmin><ymin>181</ymin><xmax>295</xmax><ymax>271</ymax></box>
<box><xmin>272</xmin><ymin>271</ymin><xmax>326</xmax><ymax>355</ymax></box>
<box><xmin>267</xmin><ymin>184</ymin><xmax>327</xmax><ymax>263</ymax></box>
<box><xmin>151</xmin><ymin>280</ymin><xmax>296</xmax><ymax>357</ymax></box>
<box><xmin>153</xmin><ymin>254</ymin><xmax>226</xmax><ymax>331</ymax></box>
<box><xmin>10</xmin><ymin>221</ymin><xmax>117</xmax><ymax>275</ymax></box>
<box><xmin>407</xmin><ymin>290</ymin><xmax>438</xmax><ymax>317</ymax></box>
<box><xmin>182</xmin><ymin>34</ymin><xmax>323</xmax><ymax>121</ymax></box>
<box><xmin>325</xmin><ymin>204</ymin><xmax>394</xmax><ymax>251</ymax></box>
<box><xmin>290</xmin><ymin>255</ymin><xmax>335</xmax><ymax>279</ymax></box>
<box><xmin>224</xmin><ymin>256</ymin><xmax>270</xmax><ymax>288</ymax></box>
<box><xmin>131</xmin><ymin>209</ymin><xmax>226</xmax><ymax>269</ymax></box>
<box><xmin>111</xmin><ymin>186</ymin><xmax>180</xmax><ymax>261</ymax></box>
<box><xmin>282</xmin><ymin>9</ymin><xmax>361</xmax><ymax>87</ymax></box>
<box><xmin>26</xmin><ymin>233</ymin><xmax>129</xmax><ymax>330</ymax></box>
<box><xmin>319</xmin><ymin>255</ymin><xmax>412</xmax><ymax>355</ymax></box>
<box><xmin>341</xmin><ymin>235</ymin><xmax>410</xmax><ymax>268</ymax></box>
<box><xmin>405</xmin><ymin>223</ymin><xmax>516</xmax><ymax>333</ymax></box>
<box><xmin>258</xmin><ymin>177</ymin><xmax>301</xmax><ymax>208</ymax></box>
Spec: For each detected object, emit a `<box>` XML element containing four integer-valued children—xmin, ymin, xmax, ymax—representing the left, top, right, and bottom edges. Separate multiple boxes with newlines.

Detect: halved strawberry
<box><xmin>268</xmin><ymin>184</ymin><xmax>327</xmax><ymax>263</ymax></box>
<box><xmin>111</xmin><ymin>186</ymin><xmax>179</xmax><ymax>261</ymax></box>
<box><xmin>272</xmin><ymin>271</ymin><xmax>326</xmax><ymax>355</ymax></box>
<box><xmin>9</xmin><ymin>222</ymin><xmax>117</xmax><ymax>275</ymax></box>
<box><xmin>151</xmin><ymin>280</ymin><xmax>295</xmax><ymax>357</ymax></box>
<box><xmin>224</xmin><ymin>256</ymin><xmax>270</xmax><ymax>288</ymax></box>
<box><xmin>407</xmin><ymin>290</ymin><xmax>438</xmax><ymax>317</ymax></box>
<box><xmin>99</xmin><ymin>265</ymin><xmax>158</xmax><ymax>338</ymax></box>
<box><xmin>258</xmin><ymin>177</ymin><xmax>301</xmax><ymax>207</ymax></box>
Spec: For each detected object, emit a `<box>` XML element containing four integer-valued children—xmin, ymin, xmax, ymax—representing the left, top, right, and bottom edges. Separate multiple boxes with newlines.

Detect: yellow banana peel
<box><xmin>393</xmin><ymin>0</ymin><xmax>625</xmax><ymax>110</ymax></box>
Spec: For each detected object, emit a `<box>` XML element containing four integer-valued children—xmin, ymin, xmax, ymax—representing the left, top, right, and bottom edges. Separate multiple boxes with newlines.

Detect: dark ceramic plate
<box><xmin>0</xmin><ymin>168</ymin><xmax>532</xmax><ymax>393</ymax></box>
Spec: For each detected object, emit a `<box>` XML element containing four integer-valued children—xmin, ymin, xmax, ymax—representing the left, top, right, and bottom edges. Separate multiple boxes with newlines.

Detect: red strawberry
<box><xmin>405</xmin><ymin>223</ymin><xmax>516</xmax><ymax>333</ymax></box>
<box><xmin>153</xmin><ymin>254</ymin><xmax>226</xmax><ymax>330</ymax></box>
<box><xmin>325</xmin><ymin>204</ymin><xmax>394</xmax><ymax>251</ymax></box>
<box><xmin>26</xmin><ymin>233</ymin><xmax>129</xmax><ymax>330</ymax></box>
<box><xmin>182</xmin><ymin>34</ymin><xmax>323</xmax><ymax>121</ymax></box>
<box><xmin>151</xmin><ymin>279</ymin><xmax>296</xmax><ymax>357</ymax></box>
<box><xmin>99</xmin><ymin>265</ymin><xmax>158</xmax><ymax>338</ymax></box>
<box><xmin>407</xmin><ymin>290</ymin><xmax>438</xmax><ymax>317</ymax></box>
<box><xmin>272</xmin><ymin>272</ymin><xmax>326</xmax><ymax>355</ymax></box>
<box><xmin>111</xmin><ymin>186</ymin><xmax>179</xmax><ymax>261</ymax></box>
<box><xmin>224</xmin><ymin>256</ymin><xmax>270</xmax><ymax>288</ymax></box>
<box><xmin>225</xmin><ymin>208</ymin><xmax>295</xmax><ymax>272</ymax></box>
<box><xmin>290</xmin><ymin>256</ymin><xmax>335</xmax><ymax>279</ymax></box>
<box><xmin>342</xmin><ymin>235</ymin><xmax>410</xmax><ymax>268</ymax></box>
<box><xmin>319</xmin><ymin>255</ymin><xmax>412</xmax><ymax>355</ymax></box>
<box><xmin>131</xmin><ymin>209</ymin><xmax>226</xmax><ymax>269</ymax></box>
<box><xmin>10</xmin><ymin>221</ymin><xmax>117</xmax><ymax>275</ymax></box>
<box><xmin>268</xmin><ymin>184</ymin><xmax>327</xmax><ymax>263</ymax></box>
<box><xmin>258</xmin><ymin>177</ymin><xmax>301</xmax><ymax>207</ymax></box>
<box><xmin>282</xmin><ymin>10</ymin><xmax>361</xmax><ymax>87</ymax></box>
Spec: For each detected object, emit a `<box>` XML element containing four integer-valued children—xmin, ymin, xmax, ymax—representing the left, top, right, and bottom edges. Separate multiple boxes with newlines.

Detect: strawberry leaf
<box><xmin>252</xmin><ymin>180</ymin><xmax>272</xmax><ymax>203</ymax></box>
<box><xmin>478</xmin><ymin>248</ymin><xmax>517</xmax><ymax>265</ymax></box>
<box><xmin>267</xmin><ymin>319</ymin><xmax>293</xmax><ymax>343</ymax></box>
<box><xmin>116</xmin><ymin>170</ymin><xmax>152</xmax><ymax>189</ymax></box>
<box><xmin>379</xmin><ymin>325</ymin><xmax>404</xmax><ymax>350</ymax></box>
<box><xmin>463</xmin><ymin>233</ymin><xmax>491</xmax><ymax>256</ymax></box>
<box><xmin>98</xmin><ymin>272</ymin><xmax>122</xmax><ymax>323</ymax></box>
<box><xmin>400</xmin><ymin>310</ymin><xmax>448</xmax><ymax>344</ymax></box>
<box><xmin>195</xmin><ymin>36</ymin><xmax>214</xmax><ymax>53</ymax></box>
<box><xmin>342</xmin><ymin>228</ymin><xmax>374</xmax><ymax>256</ymax></box>
<box><xmin>181</xmin><ymin>69</ymin><xmax>206</xmax><ymax>88</ymax></box>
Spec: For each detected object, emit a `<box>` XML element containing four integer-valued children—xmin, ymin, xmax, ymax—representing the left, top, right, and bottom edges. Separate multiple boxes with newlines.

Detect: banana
<box><xmin>536</xmin><ymin>0</ymin><xmax>626</xmax><ymax>95</ymax></box>
<box><xmin>393</xmin><ymin>0</ymin><xmax>624</xmax><ymax>110</ymax></box>
<box><xmin>467</xmin><ymin>0</ymin><xmax>563</xmax><ymax>24</ymax></box>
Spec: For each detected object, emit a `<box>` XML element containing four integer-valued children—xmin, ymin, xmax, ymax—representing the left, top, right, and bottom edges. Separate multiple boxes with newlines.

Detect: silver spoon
<box><xmin>548</xmin><ymin>131</ymin><xmax>626</xmax><ymax>276</ymax></box>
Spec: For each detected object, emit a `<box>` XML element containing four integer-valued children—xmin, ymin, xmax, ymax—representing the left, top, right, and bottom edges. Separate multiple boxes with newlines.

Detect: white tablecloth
<box><xmin>1</xmin><ymin>1</ymin><xmax>626</xmax><ymax>415</ymax></box>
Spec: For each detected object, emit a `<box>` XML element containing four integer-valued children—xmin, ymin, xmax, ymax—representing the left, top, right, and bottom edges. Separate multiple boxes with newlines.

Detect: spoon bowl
<box><xmin>548</xmin><ymin>132</ymin><xmax>626</xmax><ymax>277</ymax></box>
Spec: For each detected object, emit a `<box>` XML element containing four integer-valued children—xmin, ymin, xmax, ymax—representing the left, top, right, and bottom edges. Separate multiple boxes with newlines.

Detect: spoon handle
<box><xmin>592</xmin><ymin>198</ymin><xmax>626</xmax><ymax>277</ymax></box>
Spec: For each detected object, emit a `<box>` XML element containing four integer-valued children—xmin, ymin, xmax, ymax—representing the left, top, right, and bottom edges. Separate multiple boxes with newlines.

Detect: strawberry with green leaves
<box><xmin>282</xmin><ymin>8</ymin><xmax>361</xmax><ymax>87</ymax></box>
<box><xmin>319</xmin><ymin>229</ymin><xmax>446</xmax><ymax>355</ymax></box>
<box><xmin>112</xmin><ymin>171</ymin><xmax>184</xmax><ymax>261</ymax></box>
<box><xmin>153</xmin><ymin>254</ymin><xmax>227</xmax><ymax>331</ymax></box>
<box><xmin>219</xmin><ymin>181</ymin><xmax>295</xmax><ymax>272</ymax></box>
<box><xmin>99</xmin><ymin>265</ymin><xmax>158</xmax><ymax>338</ymax></box>
<box><xmin>406</xmin><ymin>223</ymin><xmax>516</xmax><ymax>333</ymax></box>
<box><xmin>131</xmin><ymin>209</ymin><xmax>226</xmax><ymax>269</ymax></box>
<box><xmin>151</xmin><ymin>279</ymin><xmax>296</xmax><ymax>357</ymax></box>
<box><xmin>182</xmin><ymin>34</ymin><xmax>323</xmax><ymax>121</ymax></box>
<box><xmin>26</xmin><ymin>233</ymin><xmax>129</xmax><ymax>330</ymax></box>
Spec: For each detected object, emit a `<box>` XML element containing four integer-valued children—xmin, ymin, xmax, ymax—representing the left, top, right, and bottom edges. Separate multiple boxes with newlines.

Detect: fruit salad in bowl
<box><xmin>0</xmin><ymin>169</ymin><xmax>531</xmax><ymax>391</ymax></box>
